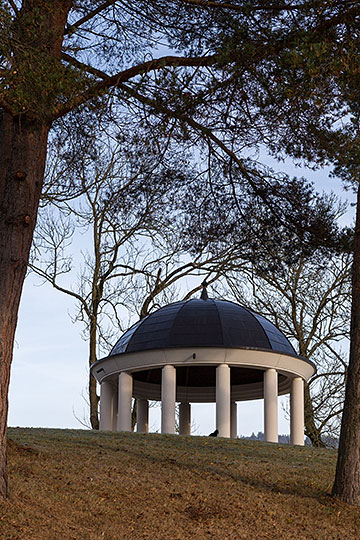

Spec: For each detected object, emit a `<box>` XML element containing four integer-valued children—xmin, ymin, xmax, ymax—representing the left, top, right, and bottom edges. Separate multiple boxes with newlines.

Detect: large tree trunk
<box><xmin>332</xmin><ymin>182</ymin><xmax>360</xmax><ymax>505</ymax></box>
<box><xmin>0</xmin><ymin>0</ymin><xmax>72</xmax><ymax>498</ymax></box>
<box><xmin>0</xmin><ymin>112</ymin><xmax>50</xmax><ymax>497</ymax></box>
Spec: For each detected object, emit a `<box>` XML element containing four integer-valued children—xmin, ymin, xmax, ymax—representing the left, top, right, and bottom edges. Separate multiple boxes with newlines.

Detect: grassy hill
<box><xmin>1</xmin><ymin>428</ymin><xmax>360</xmax><ymax>539</ymax></box>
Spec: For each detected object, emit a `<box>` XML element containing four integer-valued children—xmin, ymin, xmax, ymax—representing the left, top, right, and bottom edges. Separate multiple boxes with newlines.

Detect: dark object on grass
<box><xmin>209</xmin><ymin>429</ymin><xmax>219</xmax><ymax>437</ymax></box>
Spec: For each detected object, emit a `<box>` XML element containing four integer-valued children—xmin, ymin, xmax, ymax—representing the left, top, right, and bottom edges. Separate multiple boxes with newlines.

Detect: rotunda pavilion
<box><xmin>91</xmin><ymin>284</ymin><xmax>315</xmax><ymax>445</ymax></box>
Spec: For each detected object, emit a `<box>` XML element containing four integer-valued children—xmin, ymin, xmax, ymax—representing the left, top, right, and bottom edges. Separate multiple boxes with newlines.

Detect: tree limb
<box><xmin>117</xmin><ymin>82</ymin><xmax>286</xmax><ymax>217</ymax></box>
<box><xmin>29</xmin><ymin>263</ymin><xmax>90</xmax><ymax>317</ymax></box>
<box><xmin>54</xmin><ymin>54</ymin><xmax>217</xmax><ymax>119</ymax></box>
<box><xmin>65</xmin><ymin>0</ymin><xmax>118</xmax><ymax>34</ymax></box>
<box><xmin>180</xmin><ymin>0</ymin><xmax>304</xmax><ymax>12</ymax></box>
<box><xmin>7</xmin><ymin>0</ymin><xmax>19</xmax><ymax>16</ymax></box>
<box><xmin>61</xmin><ymin>52</ymin><xmax>108</xmax><ymax>79</ymax></box>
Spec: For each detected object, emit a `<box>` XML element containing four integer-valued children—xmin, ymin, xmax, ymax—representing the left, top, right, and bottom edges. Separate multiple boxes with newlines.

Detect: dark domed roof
<box><xmin>110</xmin><ymin>298</ymin><xmax>297</xmax><ymax>357</ymax></box>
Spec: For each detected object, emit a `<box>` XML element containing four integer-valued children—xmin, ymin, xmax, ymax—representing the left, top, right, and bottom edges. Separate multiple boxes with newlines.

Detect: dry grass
<box><xmin>1</xmin><ymin>428</ymin><xmax>360</xmax><ymax>539</ymax></box>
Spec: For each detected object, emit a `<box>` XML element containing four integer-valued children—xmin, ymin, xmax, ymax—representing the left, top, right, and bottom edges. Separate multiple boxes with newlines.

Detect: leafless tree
<box><xmin>31</xmin><ymin>134</ymin><xmax>243</xmax><ymax>429</ymax></box>
<box><xmin>219</xmin><ymin>250</ymin><xmax>351</xmax><ymax>446</ymax></box>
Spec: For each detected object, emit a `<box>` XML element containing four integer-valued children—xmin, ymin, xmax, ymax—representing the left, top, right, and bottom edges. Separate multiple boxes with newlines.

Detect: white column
<box><xmin>161</xmin><ymin>365</ymin><xmax>176</xmax><ymax>434</ymax></box>
<box><xmin>264</xmin><ymin>368</ymin><xmax>278</xmax><ymax>443</ymax></box>
<box><xmin>137</xmin><ymin>398</ymin><xmax>149</xmax><ymax>433</ymax></box>
<box><xmin>99</xmin><ymin>381</ymin><xmax>114</xmax><ymax>430</ymax></box>
<box><xmin>290</xmin><ymin>377</ymin><xmax>305</xmax><ymax>446</ymax></box>
<box><xmin>179</xmin><ymin>402</ymin><xmax>191</xmax><ymax>435</ymax></box>
<box><xmin>118</xmin><ymin>372</ymin><xmax>133</xmax><ymax>432</ymax></box>
<box><xmin>216</xmin><ymin>364</ymin><xmax>231</xmax><ymax>438</ymax></box>
<box><xmin>230</xmin><ymin>402</ymin><xmax>237</xmax><ymax>439</ymax></box>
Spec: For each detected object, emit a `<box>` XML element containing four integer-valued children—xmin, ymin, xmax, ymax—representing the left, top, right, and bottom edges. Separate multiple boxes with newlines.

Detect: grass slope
<box><xmin>1</xmin><ymin>428</ymin><xmax>360</xmax><ymax>539</ymax></box>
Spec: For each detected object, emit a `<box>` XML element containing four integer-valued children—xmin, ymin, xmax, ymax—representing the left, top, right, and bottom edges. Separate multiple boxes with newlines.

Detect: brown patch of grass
<box><xmin>0</xmin><ymin>428</ymin><xmax>360</xmax><ymax>539</ymax></box>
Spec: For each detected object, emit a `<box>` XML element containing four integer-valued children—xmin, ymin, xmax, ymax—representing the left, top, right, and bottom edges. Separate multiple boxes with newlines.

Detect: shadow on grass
<box><xmin>7</xmin><ymin>428</ymin><xmax>334</xmax><ymax>501</ymax></box>
<box><xmin>125</xmin><ymin>445</ymin><xmax>329</xmax><ymax>500</ymax></box>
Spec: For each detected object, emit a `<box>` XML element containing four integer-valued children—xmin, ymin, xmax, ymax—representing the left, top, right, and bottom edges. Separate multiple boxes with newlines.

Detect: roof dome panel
<box><xmin>169</xmin><ymin>299</ymin><xmax>223</xmax><ymax>347</ymax></box>
<box><xmin>252</xmin><ymin>312</ymin><xmax>295</xmax><ymax>352</ymax></box>
<box><xmin>109</xmin><ymin>298</ymin><xmax>297</xmax><ymax>357</ymax></box>
<box><xmin>215</xmin><ymin>300</ymin><xmax>270</xmax><ymax>349</ymax></box>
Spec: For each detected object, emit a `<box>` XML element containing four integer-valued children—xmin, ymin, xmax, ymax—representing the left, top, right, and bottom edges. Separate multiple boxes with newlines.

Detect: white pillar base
<box><xmin>264</xmin><ymin>368</ymin><xmax>278</xmax><ymax>443</ymax></box>
<box><xmin>290</xmin><ymin>377</ymin><xmax>305</xmax><ymax>446</ymax></box>
<box><xmin>99</xmin><ymin>381</ymin><xmax>114</xmax><ymax>431</ymax></box>
<box><xmin>161</xmin><ymin>365</ymin><xmax>176</xmax><ymax>434</ymax></box>
<box><xmin>231</xmin><ymin>402</ymin><xmax>237</xmax><ymax>439</ymax></box>
<box><xmin>179</xmin><ymin>402</ymin><xmax>191</xmax><ymax>435</ymax></box>
<box><xmin>216</xmin><ymin>364</ymin><xmax>231</xmax><ymax>438</ymax></box>
<box><xmin>137</xmin><ymin>398</ymin><xmax>149</xmax><ymax>433</ymax></box>
<box><xmin>118</xmin><ymin>372</ymin><xmax>133</xmax><ymax>432</ymax></box>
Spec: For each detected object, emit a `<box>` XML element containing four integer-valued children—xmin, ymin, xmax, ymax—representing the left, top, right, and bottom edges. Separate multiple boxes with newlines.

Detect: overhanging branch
<box><xmin>117</xmin><ymin>82</ymin><xmax>286</xmax><ymax>223</ymax></box>
<box><xmin>54</xmin><ymin>54</ymin><xmax>216</xmax><ymax>118</ymax></box>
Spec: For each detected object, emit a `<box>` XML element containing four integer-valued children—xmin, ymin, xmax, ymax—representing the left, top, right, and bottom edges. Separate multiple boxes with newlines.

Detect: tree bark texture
<box><xmin>0</xmin><ymin>113</ymin><xmax>50</xmax><ymax>497</ymax></box>
<box><xmin>0</xmin><ymin>0</ymin><xmax>72</xmax><ymax>498</ymax></box>
<box><xmin>332</xmin><ymin>182</ymin><xmax>360</xmax><ymax>505</ymax></box>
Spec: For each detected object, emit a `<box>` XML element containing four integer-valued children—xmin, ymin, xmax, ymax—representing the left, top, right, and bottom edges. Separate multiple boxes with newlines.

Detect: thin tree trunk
<box><xmin>131</xmin><ymin>398</ymin><xmax>137</xmax><ymax>432</ymax></box>
<box><xmin>89</xmin><ymin>371</ymin><xmax>99</xmax><ymax>430</ymax></box>
<box><xmin>304</xmin><ymin>382</ymin><xmax>326</xmax><ymax>448</ymax></box>
<box><xmin>0</xmin><ymin>112</ymin><xmax>50</xmax><ymax>497</ymax></box>
<box><xmin>89</xmin><ymin>318</ymin><xmax>99</xmax><ymax>430</ymax></box>
<box><xmin>332</xmin><ymin>182</ymin><xmax>360</xmax><ymax>505</ymax></box>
